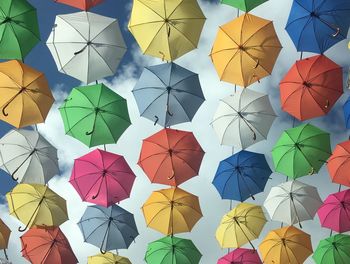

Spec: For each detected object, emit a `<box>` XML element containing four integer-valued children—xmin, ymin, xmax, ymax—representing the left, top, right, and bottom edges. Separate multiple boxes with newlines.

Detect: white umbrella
<box><xmin>46</xmin><ymin>12</ymin><xmax>127</xmax><ymax>84</ymax></box>
<box><xmin>0</xmin><ymin>129</ymin><xmax>59</xmax><ymax>184</ymax></box>
<box><xmin>212</xmin><ymin>89</ymin><xmax>276</xmax><ymax>149</ymax></box>
<box><xmin>264</xmin><ymin>180</ymin><xmax>322</xmax><ymax>227</ymax></box>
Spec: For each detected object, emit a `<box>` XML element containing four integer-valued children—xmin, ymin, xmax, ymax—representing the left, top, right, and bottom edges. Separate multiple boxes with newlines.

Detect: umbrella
<box><xmin>78</xmin><ymin>205</ymin><xmax>139</xmax><ymax>253</ymax></box>
<box><xmin>210</xmin><ymin>13</ymin><xmax>282</xmax><ymax>87</ymax></box>
<box><xmin>54</xmin><ymin>0</ymin><xmax>103</xmax><ymax>10</ymax></box>
<box><xmin>128</xmin><ymin>0</ymin><xmax>206</xmax><ymax>61</ymax></box>
<box><xmin>313</xmin><ymin>234</ymin><xmax>350</xmax><ymax>264</ymax></box>
<box><xmin>216</xmin><ymin>203</ymin><xmax>266</xmax><ymax>248</ymax></box>
<box><xmin>20</xmin><ymin>226</ymin><xmax>77</xmax><ymax>264</ymax></box>
<box><xmin>0</xmin><ymin>129</ymin><xmax>59</xmax><ymax>184</ymax></box>
<box><xmin>0</xmin><ymin>60</ymin><xmax>54</xmax><ymax>128</ymax></box>
<box><xmin>280</xmin><ymin>55</ymin><xmax>343</xmax><ymax>121</ymax></box>
<box><xmin>344</xmin><ymin>96</ymin><xmax>350</xmax><ymax>128</ymax></box>
<box><xmin>264</xmin><ymin>180</ymin><xmax>322</xmax><ymax>227</ymax></box>
<box><xmin>0</xmin><ymin>219</ymin><xmax>10</xmax><ymax>260</ymax></box>
<box><xmin>212</xmin><ymin>89</ymin><xmax>276</xmax><ymax>149</ymax></box>
<box><xmin>59</xmin><ymin>83</ymin><xmax>131</xmax><ymax>148</ymax></box>
<box><xmin>142</xmin><ymin>187</ymin><xmax>202</xmax><ymax>235</ymax></box>
<box><xmin>217</xmin><ymin>248</ymin><xmax>262</xmax><ymax>264</ymax></box>
<box><xmin>212</xmin><ymin>150</ymin><xmax>272</xmax><ymax>202</ymax></box>
<box><xmin>286</xmin><ymin>0</ymin><xmax>350</xmax><ymax>54</ymax></box>
<box><xmin>220</xmin><ymin>0</ymin><xmax>267</xmax><ymax>12</ymax></box>
<box><xmin>328</xmin><ymin>140</ymin><xmax>350</xmax><ymax>187</ymax></box>
<box><xmin>88</xmin><ymin>253</ymin><xmax>131</xmax><ymax>264</ymax></box>
<box><xmin>138</xmin><ymin>128</ymin><xmax>204</xmax><ymax>186</ymax></box>
<box><xmin>272</xmin><ymin>123</ymin><xmax>331</xmax><ymax>179</ymax></box>
<box><xmin>6</xmin><ymin>183</ymin><xmax>68</xmax><ymax>232</ymax></box>
<box><xmin>47</xmin><ymin>12</ymin><xmax>126</xmax><ymax>84</ymax></box>
<box><xmin>145</xmin><ymin>236</ymin><xmax>202</xmax><ymax>264</ymax></box>
<box><xmin>70</xmin><ymin>149</ymin><xmax>136</xmax><ymax>207</ymax></box>
<box><xmin>259</xmin><ymin>226</ymin><xmax>313</xmax><ymax>264</ymax></box>
<box><xmin>132</xmin><ymin>62</ymin><xmax>205</xmax><ymax>127</ymax></box>
<box><xmin>0</xmin><ymin>0</ymin><xmax>40</xmax><ymax>60</ymax></box>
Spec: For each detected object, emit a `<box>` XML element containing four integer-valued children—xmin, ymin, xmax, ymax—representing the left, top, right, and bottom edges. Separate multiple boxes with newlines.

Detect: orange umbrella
<box><xmin>0</xmin><ymin>219</ymin><xmax>10</xmax><ymax>260</ymax></box>
<box><xmin>327</xmin><ymin>140</ymin><xmax>350</xmax><ymax>187</ymax></box>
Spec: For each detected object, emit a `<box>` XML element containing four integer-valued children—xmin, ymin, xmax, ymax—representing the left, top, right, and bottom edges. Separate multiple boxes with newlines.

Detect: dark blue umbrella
<box><xmin>286</xmin><ymin>0</ymin><xmax>350</xmax><ymax>54</ymax></box>
<box><xmin>344</xmin><ymin>96</ymin><xmax>350</xmax><ymax>128</ymax></box>
<box><xmin>212</xmin><ymin>150</ymin><xmax>272</xmax><ymax>202</ymax></box>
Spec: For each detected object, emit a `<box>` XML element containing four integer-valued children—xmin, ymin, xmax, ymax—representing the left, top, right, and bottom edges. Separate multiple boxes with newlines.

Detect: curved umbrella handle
<box><xmin>325</xmin><ymin>100</ymin><xmax>329</xmax><ymax>109</ymax></box>
<box><xmin>3</xmin><ymin>249</ymin><xmax>8</xmax><ymax>260</ymax></box>
<box><xmin>2</xmin><ymin>106</ymin><xmax>9</xmax><ymax>117</ymax></box>
<box><xmin>332</xmin><ymin>27</ymin><xmax>340</xmax><ymax>37</ymax></box>
<box><xmin>167</xmin><ymin>170</ymin><xmax>175</xmax><ymax>180</ymax></box>
<box><xmin>100</xmin><ymin>247</ymin><xmax>107</xmax><ymax>254</ymax></box>
<box><xmin>85</xmin><ymin>129</ymin><xmax>94</xmax><ymax>135</ymax></box>
<box><xmin>11</xmin><ymin>172</ymin><xmax>18</xmax><ymax>181</ymax></box>
<box><xmin>309</xmin><ymin>167</ymin><xmax>315</xmax><ymax>175</ymax></box>
<box><xmin>167</xmin><ymin>109</ymin><xmax>173</xmax><ymax>117</ymax></box>
<box><xmin>18</xmin><ymin>224</ymin><xmax>29</xmax><ymax>232</ymax></box>
<box><xmin>154</xmin><ymin>116</ymin><xmax>159</xmax><ymax>126</ymax></box>
<box><xmin>252</xmin><ymin>131</ymin><xmax>256</xmax><ymax>141</ymax></box>
<box><xmin>253</xmin><ymin>59</ymin><xmax>259</xmax><ymax>69</ymax></box>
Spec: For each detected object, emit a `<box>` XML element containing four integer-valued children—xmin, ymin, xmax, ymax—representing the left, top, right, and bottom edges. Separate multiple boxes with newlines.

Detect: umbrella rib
<box><xmin>308</xmin><ymin>68</ymin><xmax>343</xmax><ymax>83</ymax></box>
<box><xmin>171</xmin><ymin>132</ymin><xmax>193</xmax><ymax>150</ymax></box>
<box><xmin>142</xmin><ymin>139</ymin><xmax>168</xmax><ymax>151</ymax></box>
<box><xmin>241</xmin><ymin>22</ymin><xmax>274</xmax><ymax>47</ymax></box>
<box><xmin>59</xmin><ymin>16</ymin><xmax>88</xmax><ymax>42</ymax></box>
<box><xmin>170</xmin><ymin>93</ymin><xmax>191</xmax><ymax>121</ymax></box>
<box><xmin>128</xmin><ymin>20</ymin><xmax>164</xmax><ymax>29</ymax></box>
<box><xmin>132</xmin><ymin>86</ymin><xmax>165</xmax><ymax>92</ymax></box>
<box><xmin>139</xmin><ymin>90</ymin><xmax>168</xmax><ymax>116</ymax></box>
<box><xmin>65</xmin><ymin>112</ymin><xmax>95</xmax><ymax>135</ymax></box>
<box><xmin>298</xmin><ymin>16</ymin><xmax>313</xmax><ymax>51</ymax></box>
<box><xmin>168</xmin><ymin>23</ymin><xmax>197</xmax><ymax>49</ymax></box>
<box><xmin>305</xmin><ymin>87</ymin><xmax>329</xmax><ymax>113</ymax></box>
<box><xmin>139</xmin><ymin>152</ymin><xmax>167</xmax><ymax>163</ymax></box>
<box><xmin>134</xmin><ymin>0</ymin><xmax>165</xmax><ymax>20</ymax></box>
<box><xmin>90</xmin><ymin>45</ymin><xmax>115</xmax><ymax>75</ymax></box>
<box><xmin>150</xmin><ymin>154</ymin><xmax>171</xmax><ymax>183</ymax></box>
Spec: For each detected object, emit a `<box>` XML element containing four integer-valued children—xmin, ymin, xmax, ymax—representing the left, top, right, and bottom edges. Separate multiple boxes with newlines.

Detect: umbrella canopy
<box><xmin>142</xmin><ymin>187</ymin><xmax>202</xmax><ymax>235</ymax></box>
<box><xmin>216</xmin><ymin>203</ymin><xmax>266</xmax><ymax>248</ymax></box>
<box><xmin>20</xmin><ymin>226</ymin><xmax>77</xmax><ymax>264</ymax></box>
<box><xmin>70</xmin><ymin>149</ymin><xmax>135</xmax><ymax>207</ymax></box>
<box><xmin>47</xmin><ymin>12</ymin><xmax>126</xmax><ymax>84</ymax></box>
<box><xmin>0</xmin><ymin>60</ymin><xmax>54</xmax><ymax>128</ymax></box>
<box><xmin>328</xmin><ymin>140</ymin><xmax>350</xmax><ymax>187</ymax></box>
<box><xmin>0</xmin><ymin>129</ymin><xmax>59</xmax><ymax>184</ymax></box>
<box><xmin>128</xmin><ymin>0</ymin><xmax>206</xmax><ymax>61</ymax></box>
<box><xmin>259</xmin><ymin>226</ymin><xmax>313</xmax><ymax>264</ymax></box>
<box><xmin>286</xmin><ymin>0</ymin><xmax>350</xmax><ymax>54</ymax></box>
<box><xmin>88</xmin><ymin>253</ymin><xmax>131</xmax><ymax>264</ymax></box>
<box><xmin>145</xmin><ymin>236</ymin><xmax>202</xmax><ymax>264</ymax></box>
<box><xmin>54</xmin><ymin>0</ymin><xmax>104</xmax><ymax>10</ymax></box>
<box><xmin>272</xmin><ymin>123</ymin><xmax>331</xmax><ymax>179</ymax></box>
<box><xmin>220</xmin><ymin>0</ymin><xmax>267</xmax><ymax>12</ymax></box>
<box><xmin>313</xmin><ymin>234</ymin><xmax>350</xmax><ymax>264</ymax></box>
<box><xmin>210</xmin><ymin>13</ymin><xmax>282</xmax><ymax>87</ymax></box>
<box><xmin>280</xmin><ymin>55</ymin><xmax>343</xmax><ymax>121</ymax></box>
<box><xmin>138</xmin><ymin>128</ymin><xmax>204</xmax><ymax>186</ymax></box>
<box><xmin>212</xmin><ymin>150</ymin><xmax>272</xmax><ymax>202</ymax></box>
<box><xmin>78</xmin><ymin>205</ymin><xmax>138</xmax><ymax>253</ymax></box>
<box><xmin>59</xmin><ymin>83</ymin><xmax>131</xmax><ymax>148</ymax></box>
<box><xmin>132</xmin><ymin>62</ymin><xmax>205</xmax><ymax>127</ymax></box>
<box><xmin>344</xmin><ymin>97</ymin><xmax>350</xmax><ymax>129</ymax></box>
<box><xmin>217</xmin><ymin>248</ymin><xmax>262</xmax><ymax>264</ymax></box>
<box><xmin>0</xmin><ymin>219</ymin><xmax>10</xmax><ymax>253</ymax></box>
<box><xmin>212</xmin><ymin>89</ymin><xmax>276</xmax><ymax>149</ymax></box>
<box><xmin>6</xmin><ymin>184</ymin><xmax>68</xmax><ymax>232</ymax></box>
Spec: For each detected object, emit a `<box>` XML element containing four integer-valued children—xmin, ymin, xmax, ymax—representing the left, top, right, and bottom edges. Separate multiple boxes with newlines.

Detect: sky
<box><xmin>1</xmin><ymin>0</ymin><xmax>350</xmax><ymax>263</ymax></box>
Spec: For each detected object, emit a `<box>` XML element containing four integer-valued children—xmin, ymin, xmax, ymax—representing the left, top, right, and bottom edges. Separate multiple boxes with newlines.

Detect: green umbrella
<box><xmin>221</xmin><ymin>0</ymin><xmax>268</xmax><ymax>12</ymax></box>
<box><xmin>313</xmin><ymin>234</ymin><xmax>350</xmax><ymax>264</ymax></box>
<box><xmin>145</xmin><ymin>236</ymin><xmax>202</xmax><ymax>264</ymax></box>
<box><xmin>59</xmin><ymin>83</ymin><xmax>131</xmax><ymax>148</ymax></box>
<box><xmin>272</xmin><ymin>123</ymin><xmax>331</xmax><ymax>179</ymax></box>
<box><xmin>0</xmin><ymin>0</ymin><xmax>40</xmax><ymax>60</ymax></box>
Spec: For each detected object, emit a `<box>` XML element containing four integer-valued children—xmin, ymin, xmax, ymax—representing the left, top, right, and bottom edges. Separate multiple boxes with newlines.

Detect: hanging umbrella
<box><xmin>328</xmin><ymin>140</ymin><xmax>350</xmax><ymax>187</ymax></box>
<box><xmin>212</xmin><ymin>89</ymin><xmax>276</xmax><ymax>149</ymax></box>
<box><xmin>128</xmin><ymin>0</ymin><xmax>206</xmax><ymax>61</ymax></box>
<box><xmin>286</xmin><ymin>0</ymin><xmax>350</xmax><ymax>54</ymax></box>
<box><xmin>344</xmin><ymin>97</ymin><xmax>350</xmax><ymax>129</ymax></box>
<box><xmin>0</xmin><ymin>129</ymin><xmax>59</xmax><ymax>184</ymax></box>
<box><xmin>47</xmin><ymin>12</ymin><xmax>126</xmax><ymax>84</ymax></box>
<box><xmin>142</xmin><ymin>187</ymin><xmax>202</xmax><ymax>235</ymax></box>
<box><xmin>212</xmin><ymin>150</ymin><xmax>272</xmax><ymax>202</ymax></box>
<box><xmin>220</xmin><ymin>0</ymin><xmax>267</xmax><ymax>12</ymax></box>
<box><xmin>216</xmin><ymin>203</ymin><xmax>266</xmax><ymax>248</ymax></box>
<box><xmin>272</xmin><ymin>123</ymin><xmax>331</xmax><ymax>179</ymax></box>
<box><xmin>59</xmin><ymin>83</ymin><xmax>131</xmax><ymax>148</ymax></box>
<box><xmin>0</xmin><ymin>60</ymin><xmax>54</xmax><ymax>128</ymax></box>
<box><xmin>259</xmin><ymin>226</ymin><xmax>313</xmax><ymax>264</ymax></box>
<box><xmin>88</xmin><ymin>252</ymin><xmax>131</xmax><ymax>264</ymax></box>
<box><xmin>210</xmin><ymin>13</ymin><xmax>282</xmax><ymax>87</ymax></box>
<box><xmin>132</xmin><ymin>62</ymin><xmax>205</xmax><ymax>127</ymax></box>
<box><xmin>20</xmin><ymin>226</ymin><xmax>77</xmax><ymax>264</ymax></box>
<box><xmin>145</xmin><ymin>236</ymin><xmax>202</xmax><ymax>264</ymax></box>
<box><xmin>138</xmin><ymin>128</ymin><xmax>204</xmax><ymax>186</ymax></box>
<box><xmin>0</xmin><ymin>219</ymin><xmax>10</xmax><ymax>261</ymax></box>
<box><xmin>54</xmin><ymin>0</ymin><xmax>104</xmax><ymax>10</ymax></box>
<box><xmin>218</xmin><ymin>248</ymin><xmax>262</xmax><ymax>264</ymax></box>
<box><xmin>264</xmin><ymin>180</ymin><xmax>322</xmax><ymax>227</ymax></box>
<box><xmin>78</xmin><ymin>205</ymin><xmax>138</xmax><ymax>253</ymax></box>
<box><xmin>6</xmin><ymin>183</ymin><xmax>68</xmax><ymax>232</ymax></box>
<box><xmin>280</xmin><ymin>55</ymin><xmax>343</xmax><ymax>121</ymax></box>
<box><xmin>313</xmin><ymin>234</ymin><xmax>350</xmax><ymax>264</ymax></box>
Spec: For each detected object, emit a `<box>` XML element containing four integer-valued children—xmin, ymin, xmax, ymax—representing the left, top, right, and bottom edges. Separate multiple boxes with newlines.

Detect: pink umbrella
<box><xmin>69</xmin><ymin>149</ymin><xmax>136</xmax><ymax>207</ymax></box>
<box><xmin>317</xmin><ymin>189</ymin><xmax>350</xmax><ymax>233</ymax></box>
<box><xmin>217</xmin><ymin>248</ymin><xmax>262</xmax><ymax>264</ymax></box>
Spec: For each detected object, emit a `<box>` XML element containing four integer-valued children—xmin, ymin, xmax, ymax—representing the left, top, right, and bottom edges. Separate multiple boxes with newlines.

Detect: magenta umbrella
<box><xmin>69</xmin><ymin>149</ymin><xmax>136</xmax><ymax>207</ymax></box>
<box><xmin>217</xmin><ymin>248</ymin><xmax>262</xmax><ymax>264</ymax></box>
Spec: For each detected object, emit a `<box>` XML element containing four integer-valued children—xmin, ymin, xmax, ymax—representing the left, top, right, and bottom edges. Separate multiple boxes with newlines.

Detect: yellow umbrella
<box><xmin>0</xmin><ymin>60</ymin><xmax>54</xmax><ymax>128</ymax></box>
<box><xmin>6</xmin><ymin>183</ymin><xmax>68</xmax><ymax>232</ymax></box>
<box><xmin>210</xmin><ymin>13</ymin><xmax>282</xmax><ymax>88</ymax></box>
<box><xmin>142</xmin><ymin>187</ymin><xmax>202</xmax><ymax>235</ymax></box>
<box><xmin>128</xmin><ymin>0</ymin><xmax>206</xmax><ymax>61</ymax></box>
<box><xmin>0</xmin><ymin>219</ymin><xmax>10</xmax><ymax>260</ymax></box>
<box><xmin>216</xmin><ymin>202</ymin><xmax>266</xmax><ymax>248</ymax></box>
<box><xmin>88</xmin><ymin>252</ymin><xmax>131</xmax><ymax>264</ymax></box>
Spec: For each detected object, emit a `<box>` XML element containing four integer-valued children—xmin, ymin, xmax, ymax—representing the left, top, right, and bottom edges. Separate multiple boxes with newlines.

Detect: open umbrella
<box><xmin>344</xmin><ymin>97</ymin><xmax>350</xmax><ymax>129</ymax></box>
<box><xmin>0</xmin><ymin>219</ymin><xmax>10</xmax><ymax>260</ymax></box>
<box><xmin>0</xmin><ymin>60</ymin><xmax>54</xmax><ymax>128</ymax></box>
<box><xmin>47</xmin><ymin>12</ymin><xmax>126</xmax><ymax>84</ymax></box>
<box><xmin>212</xmin><ymin>89</ymin><xmax>276</xmax><ymax>149</ymax></box>
<box><xmin>54</xmin><ymin>0</ymin><xmax>104</xmax><ymax>10</ymax></box>
<box><xmin>132</xmin><ymin>62</ymin><xmax>205</xmax><ymax>127</ymax></box>
<box><xmin>220</xmin><ymin>0</ymin><xmax>267</xmax><ymax>12</ymax></box>
<box><xmin>88</xmin><ymin>253</ymin><xmax>131</xmax><ymax>264</ymax></box>
<box><xmin>59</xmin><ymin>83</ymin><xmax>131</xmax><ymax>148</ymax></box>
<box><xmin>128</xmin><ymin>0</ymin><xmax>206</xmax><ymax>61</ymax></box>
<box><xmin>328</xmin><ymin>140</ymin><xmax>350</xmax><ymax>187</ymax></box>
<box><xmin>313</xmin><ymin>234</ymin><xmax>350</xmax><ymax>264</ymax></box>
<box><xmin>218</xmin><ymin>248</ymin><xmax>262</xmax><ymax>264</ymax></box>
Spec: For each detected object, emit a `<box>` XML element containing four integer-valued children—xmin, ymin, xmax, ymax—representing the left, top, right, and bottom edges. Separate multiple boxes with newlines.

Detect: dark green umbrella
<box><xmin>59</xmin><ymin>84</ymin><xmax>131</xmax><ymax>148</ymax></box>
<box><xmin>0</xmin><ymin>0</ymin><xmax>40</xmax><ymax>60</ymax></box>
<box><xmin>221</xmin><ymin>0</ymin><xmax>268</xmax><ymax>12</ymax></box>
<box><xmin>313</xmin><ymin>234</ymin><xmax>350</xmax><ymax>264</ymax></box>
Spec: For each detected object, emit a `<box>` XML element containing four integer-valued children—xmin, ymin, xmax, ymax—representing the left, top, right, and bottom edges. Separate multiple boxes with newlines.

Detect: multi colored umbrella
<box><xmin>313</xmin><ymin>234</ymin><xmax>350</xmax><ymax>264</ymax></box>
<box><xmin>221</xmin><ymin>0</ymin><xmax>267</xmax><ymax>12</ymax></box>
<box><xmin>132</xmin><ymin>62</ymin><xmax>205</xmax><ymax>127</ymax></box>
<box><xmin>138</xmin><ymin>128</ymin><xmax>204</xmax><ymax>186</ymax></box>
<box><xmin>59</xmin><ymin>83</ymin><xmax>131</xmax><ymax>148</ymax></box>
<box><xmin>0</xmin><ymin>60</ymin><xmax>54</xmax><ymax>128</ymax></box>
<box><xmin>0</xmin><ymin>219</ymin><xmax>10</xmax><ymax>260</ymax></box>
<box><xmin>218</xmin><ymin>248</ymin><xmax>262</xmax><ymax>264</ymax></box>
<box><xmin>344</xmin><ymin>97</ymin><xmax>350</xmax><ymax>129</ymax></box>
<box><xmin>54</xmin><ymin>0</ymin><xmax>104</xmax><ymax>10</ymax></box>
<box><xmin>328</xmin><ymin>140</ymin><xmax>350</xmax><ymax>187</ymax></box>
<box><xmin>88</xmin><ymin>253</ymin><xmax>131</xmax><ymax>264</ymax></box>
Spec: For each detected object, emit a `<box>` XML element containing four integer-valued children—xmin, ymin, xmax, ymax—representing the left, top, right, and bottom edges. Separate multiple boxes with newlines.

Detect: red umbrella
<box><xmin>327</xmin><ymin>140</ymin><xmax>350</xmax><ymax>187</ymax></box>
<box><xmin>280</xmin><ymin>55</ymin><xmax>343</xmax><ymax>121</ymax></box>
<box><xmin>138</xmin><ymin>128</ymin><xmax>205</xmax><ymax>186</ymax></box>
<box><xmin>54</xmin><ymin>0</ymin><xmax>103</xmax><ymax>10</ymax></box>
